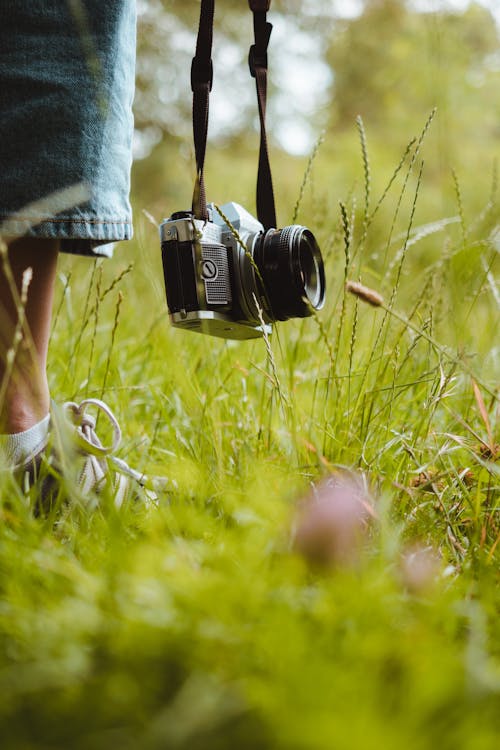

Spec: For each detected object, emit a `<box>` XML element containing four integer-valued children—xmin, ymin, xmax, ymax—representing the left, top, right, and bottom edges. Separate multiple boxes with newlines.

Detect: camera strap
<box><xmin>190</xmin><ymin>0</ymin><xmax>277</xmax><ymax>230</ymax></box>
<box><xmin>190</xmin><ymin>0</ymin><xmax>215</xmax><ymax>222</ymax></box>
<box><xmin>248</xmin><ymin>0</ymin><xmax>276</xmax><ymax>230</ymax></box>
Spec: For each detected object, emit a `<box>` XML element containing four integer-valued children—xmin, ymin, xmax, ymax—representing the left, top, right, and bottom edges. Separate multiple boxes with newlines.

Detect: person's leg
<box><xmin>0</xmin><ymin>237</ymin><xmax>59</xmax><ymax>434</ymax></box>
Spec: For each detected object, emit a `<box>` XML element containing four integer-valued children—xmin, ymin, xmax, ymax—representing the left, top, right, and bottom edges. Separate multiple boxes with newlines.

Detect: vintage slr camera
<box><xmin>160</xmin><ymin>202</ymin><xmax>325</xmax><ymax>340</ymax></box>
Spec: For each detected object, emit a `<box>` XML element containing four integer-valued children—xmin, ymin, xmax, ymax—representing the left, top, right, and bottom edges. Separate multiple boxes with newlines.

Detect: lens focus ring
<box><xmin>253</xmin><ymin>225</ymin><xmax>325</xmax><ymax>321</ymax></box>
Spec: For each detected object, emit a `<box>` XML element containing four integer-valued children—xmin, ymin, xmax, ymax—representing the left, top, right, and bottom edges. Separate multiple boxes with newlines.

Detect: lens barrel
<box><xmin>253</xmin><ymin>225</ymin><xmax>325</xmax><ymax>321</ymax></box>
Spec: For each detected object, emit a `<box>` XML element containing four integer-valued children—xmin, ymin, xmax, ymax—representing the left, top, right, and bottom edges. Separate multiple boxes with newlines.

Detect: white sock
<box><xmin>0</xmin><ymin>415</ymin><xmax>50</xmax><ymax>468</ymax></box>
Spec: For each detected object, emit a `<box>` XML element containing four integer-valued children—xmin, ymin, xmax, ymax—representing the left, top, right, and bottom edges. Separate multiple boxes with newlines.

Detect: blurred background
<box><xmin>131</xmin><ymin>0</ymin><xmax>500</xmax><ymax>226</ymax></box>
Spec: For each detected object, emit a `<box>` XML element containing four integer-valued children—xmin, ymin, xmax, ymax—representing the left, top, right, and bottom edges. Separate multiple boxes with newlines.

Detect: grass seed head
<box><xmin>477</xmin><ymin>443</ymin><xmax>500</xmax><ymax>461</ymax></box>
<box><xmin>346</xmin><ymin>280</ymin><xmax>384</xmax><ymax>307</ymax></box>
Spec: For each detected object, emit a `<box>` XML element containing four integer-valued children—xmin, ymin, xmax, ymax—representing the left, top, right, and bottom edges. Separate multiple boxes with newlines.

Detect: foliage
<box><xmin>328</xmin><ymin>1</ymin><xmax>499</xmax><ymax>127</ymax></box>
<box><xmin>134</xmin><ymin>0</ymin><xmax>500</xmax><ymax>150</ymax></box>
<box><xmin>1</xmin><ymin>1</ymin><xmax>499</xmax><ymax>747</ymax></box>
<box><xmin>133</xmin><ymin>0</ymin><xmax>500</xmax><ymax>246</ymax></box>
<box><xmin>1</xmin><ymin>109</ymin><xmax>499</xmax><ymax>747</ymax></box>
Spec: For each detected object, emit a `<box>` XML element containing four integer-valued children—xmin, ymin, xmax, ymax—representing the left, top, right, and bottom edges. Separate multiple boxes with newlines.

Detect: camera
<box><xmin>160</xmin><ymin>202</ymin><xmax>325</xmax><ymax>340</ymax></box>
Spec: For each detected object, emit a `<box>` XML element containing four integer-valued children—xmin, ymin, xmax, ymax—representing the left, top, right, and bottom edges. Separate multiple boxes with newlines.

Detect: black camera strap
<box><xmin>191</xmin><ymin>0</ymin><xmax>277</xmax><ymax>230</ymax></box>
<box><xmin>248</xmin><ymin>0</ymin><xmax>276</xmax><ymax>230</ymax></box>
<box><xmin>190</xmin><ymin>0</ymin><xmax>215</xmax><ymax>222</ymax></box>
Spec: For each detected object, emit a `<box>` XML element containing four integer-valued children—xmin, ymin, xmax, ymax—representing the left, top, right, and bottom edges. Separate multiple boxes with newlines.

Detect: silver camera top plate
<box><xmin>160</xmin><ymin>216</ymin><xmax>221</xmax><ymax>245</ymax></box>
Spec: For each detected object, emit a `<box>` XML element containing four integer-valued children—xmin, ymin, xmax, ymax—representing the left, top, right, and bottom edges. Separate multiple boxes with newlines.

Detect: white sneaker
<box><xmin>50</xmin><ymin>398</ymin><xmax>169</xmax><ymax>508</ymax></box>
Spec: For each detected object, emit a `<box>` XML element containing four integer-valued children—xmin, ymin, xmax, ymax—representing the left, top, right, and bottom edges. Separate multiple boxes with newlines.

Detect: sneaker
<box><xmin>0</xmin><ymin>421</ymin><xmax>49</xmax><ymax>499</ymax></box>
<box><xmin>2</xmin><ymin>398</ymin><xmax>169</xmax><ymax>509</ymax></box>
<box><xmin>49</xmin><ymin>397</ymin><xmax>169</xmax><ymax>508</ymax></box>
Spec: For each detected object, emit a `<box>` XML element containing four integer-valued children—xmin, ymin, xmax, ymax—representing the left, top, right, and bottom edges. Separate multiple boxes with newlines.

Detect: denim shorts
<box><xmin>0</xmin><ymin>1</ymin><xmax>136</xmax><ymax>257</ymax></box>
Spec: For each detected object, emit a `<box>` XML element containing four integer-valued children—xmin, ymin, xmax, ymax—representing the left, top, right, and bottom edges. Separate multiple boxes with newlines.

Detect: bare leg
<box><xmin>0</xmin><ymin>237</ymin><xmax>59</xmax><ymax>433</ymax></box>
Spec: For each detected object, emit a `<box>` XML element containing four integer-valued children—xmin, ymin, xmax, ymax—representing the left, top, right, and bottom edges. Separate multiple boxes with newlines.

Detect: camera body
<box><xmin>160</xmin><ymin>201</ymin><xmax>325</xmax><ymax>340</ymax></box>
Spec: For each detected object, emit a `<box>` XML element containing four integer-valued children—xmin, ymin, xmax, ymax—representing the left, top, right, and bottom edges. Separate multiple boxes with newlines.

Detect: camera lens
<box><xmin>253</xmin><ymin>226</ymin><xmax>325</xmax><ymax>321</ymax></box>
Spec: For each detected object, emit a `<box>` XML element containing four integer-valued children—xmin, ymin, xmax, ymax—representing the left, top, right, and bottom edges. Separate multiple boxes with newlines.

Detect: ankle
<box><xmin>0</xmin><ymin>381</ymin><xmax>51</xmax><ymax>434</ymax></box>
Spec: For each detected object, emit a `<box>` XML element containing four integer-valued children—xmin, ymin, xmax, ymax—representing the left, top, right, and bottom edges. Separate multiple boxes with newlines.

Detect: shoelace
<box><xmin>63</xmin><ymin>398</ymin><xmax>122</xmax><ymax>458</ymax></box>
<box><xmin>61</xmin><ymin>398</ymin><xmax>166</xmax><ymax>505</ymax></box>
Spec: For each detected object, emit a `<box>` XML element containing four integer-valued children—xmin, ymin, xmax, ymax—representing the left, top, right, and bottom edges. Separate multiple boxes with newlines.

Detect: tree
<box><xmin>326</xmin><ymin>0</ymin><xmax>500</xmax><ymax>131</ymax></box>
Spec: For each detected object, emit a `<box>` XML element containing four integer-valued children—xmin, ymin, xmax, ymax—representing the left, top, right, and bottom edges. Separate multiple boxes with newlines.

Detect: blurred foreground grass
<box><xmin>0</xmin><ymin>116</ymin><xmax>499</xmax><ymax>749</ymax></box>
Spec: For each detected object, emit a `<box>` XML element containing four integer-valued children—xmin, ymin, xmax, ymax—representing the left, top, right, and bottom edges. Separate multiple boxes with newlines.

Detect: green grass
<box><xmin>1</xmin><ymin>119</ymin><xmax>499</xmax><ymax>749</ymax></box>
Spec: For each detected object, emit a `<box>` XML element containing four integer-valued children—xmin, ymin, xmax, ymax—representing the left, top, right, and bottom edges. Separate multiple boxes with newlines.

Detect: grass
<box><xmin>0</xmin><ymin>117</ymin><xmax>499</xmax><ymax>749</ymax></box>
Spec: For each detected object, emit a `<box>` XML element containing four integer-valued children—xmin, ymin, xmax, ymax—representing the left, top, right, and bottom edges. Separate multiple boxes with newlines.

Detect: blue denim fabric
<box><xmin>0</xmin><ymin>1</ymin><xmax>136</xmax><ymax>256</ymax></box>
